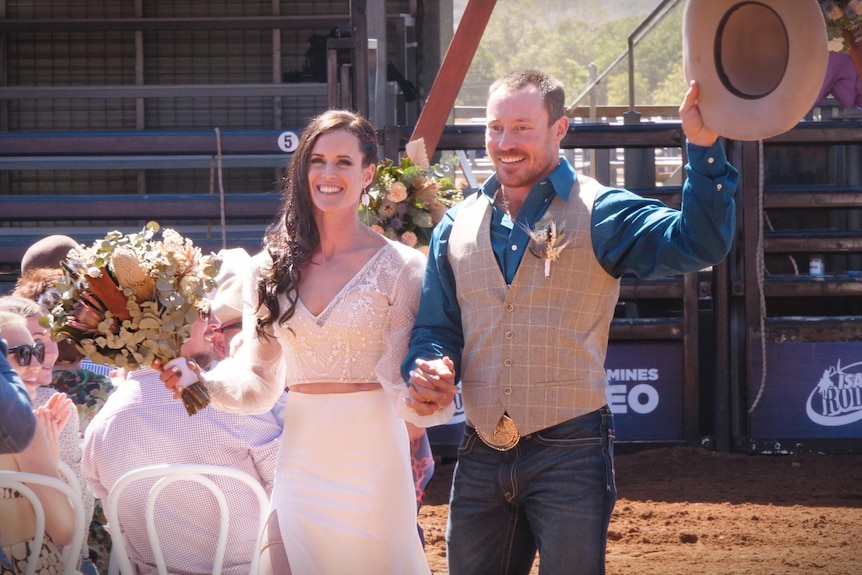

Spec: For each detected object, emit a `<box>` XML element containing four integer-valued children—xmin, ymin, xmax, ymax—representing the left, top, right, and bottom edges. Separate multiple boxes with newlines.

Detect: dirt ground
<box><xmin>418</xmin><ymin>447</ymin><xmax>862</xmax><ymax>575</ymax></box>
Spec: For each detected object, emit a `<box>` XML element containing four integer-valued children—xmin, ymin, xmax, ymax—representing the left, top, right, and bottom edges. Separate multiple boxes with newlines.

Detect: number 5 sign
<box><xmin>277</xmin><ymin>131</ymin><xmax>299</xmax><ymax>153</ymax></box>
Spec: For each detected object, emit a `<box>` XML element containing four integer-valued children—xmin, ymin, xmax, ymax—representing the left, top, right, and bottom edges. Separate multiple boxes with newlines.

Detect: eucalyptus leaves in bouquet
<box><xmin>48</xmin><ymin>222</ymin><xmax>220</xmax><ymax>415</ymax></box>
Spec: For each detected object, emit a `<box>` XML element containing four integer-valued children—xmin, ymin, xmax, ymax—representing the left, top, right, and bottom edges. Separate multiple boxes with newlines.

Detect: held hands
<box><xmin>680</xmin><ymin>80</ymin><xmax>718</xmax><ymax>148</ymax></box>
<box><xmin>406</xmin><ymin>356</ymin><xmax>458</xmax><ymax>416</ymax></box>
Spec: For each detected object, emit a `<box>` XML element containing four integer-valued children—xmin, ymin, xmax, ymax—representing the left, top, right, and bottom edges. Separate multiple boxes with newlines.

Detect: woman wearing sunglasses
<box><xmin>0</xmin><ymin>296</ymin><xmax>94</xmax><ymax>574</ymax></box>
<box><xmin>0</xmin><ymin>297</ymin><xmax>59</xmax><ymax>392</ymax></box>
<box><xmin>7</xmin><ymin>341</ymin><xmax>45</xmax><ymax>373</ymax></box>
<box><xmin>0</xmin><ymin>310</ymin><xmax>76</xmax><ymax>575</ymax></box>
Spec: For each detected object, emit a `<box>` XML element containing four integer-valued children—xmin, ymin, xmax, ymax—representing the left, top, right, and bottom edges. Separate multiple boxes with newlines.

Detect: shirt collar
<box><xmin>480</xmin><ymin>157</ymin><xmax>577</xmax><ymax>203</ymax></box>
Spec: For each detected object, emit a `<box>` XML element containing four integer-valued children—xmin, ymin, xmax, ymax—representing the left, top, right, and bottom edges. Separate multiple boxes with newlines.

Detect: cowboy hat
<box><xmin>683</xmin><ymin>0</ymin><xmax>828</xmax><ymax>141</ymax></box>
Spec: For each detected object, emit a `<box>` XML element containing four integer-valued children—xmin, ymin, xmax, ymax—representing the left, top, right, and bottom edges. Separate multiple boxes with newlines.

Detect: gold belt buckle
<box><xmin>476</xmin><ymin>414</ymin><xmax>520</xmax><ymax>451</ymax></box>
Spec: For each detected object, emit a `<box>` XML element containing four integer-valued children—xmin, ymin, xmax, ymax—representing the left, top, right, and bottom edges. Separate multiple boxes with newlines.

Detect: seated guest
<box><xmin>0</xmin><ymin>311</ymin><xmax>76</xmax><ymax>575</ymax></box>
<box><xmin>5</xmin><ymin>287</ymin><xmax>110</xmax><ymax>574</ymax></box>
<box><xmin>13</xmin><ymin>238</ymin><xmax>116</xmax><ymax>434</ymax></box>
<box><xmin>82</xmin><ymin>268</ymin><xmax>283</xmax><ymax>575</ymax></box>
<box><xmin>0</xmin><ymin>297</ymin><xmax>95</xmax><ymax>573</ymax></box>
<box><xmin>0</xmin><ymin>298</ymin><xmax>61</xmax><ymax>392</ymax></box>
<box><xmin>816</xmin><ymin>51</ymin><xmax>862</xmax><ymax>110</ymax></box>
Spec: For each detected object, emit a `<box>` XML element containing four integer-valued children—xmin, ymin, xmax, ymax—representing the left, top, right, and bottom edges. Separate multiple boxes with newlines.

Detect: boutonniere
<box><xmin>520</xmin><ymin>212</ymin><xmax>574</xmax><ymax>278</ymax></box>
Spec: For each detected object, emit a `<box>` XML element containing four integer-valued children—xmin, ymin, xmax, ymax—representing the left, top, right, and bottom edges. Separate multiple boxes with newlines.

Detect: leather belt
<box><xmin>475</xmin><ymin>414</ymin><xmax>520</xmax><ymax>451</ymax></box>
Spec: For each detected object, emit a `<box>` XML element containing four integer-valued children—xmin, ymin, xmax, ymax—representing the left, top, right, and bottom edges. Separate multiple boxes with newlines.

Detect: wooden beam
<box><xmin>410</xmin><ymin>0</ymin><xmax>497</xmax><ymax>157</ymax></box>
<box><xmin>0</xmin><ymin>16</ymin><xmax>348</xmax><ymax>33</ymax></box>
<box><xmin>0</xmin><ymin>194</ymin><xmax>280</xmax><ymax>221</ymax></box>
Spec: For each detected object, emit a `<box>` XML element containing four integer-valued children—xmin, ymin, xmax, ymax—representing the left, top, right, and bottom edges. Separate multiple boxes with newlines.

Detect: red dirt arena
<box><xmin>418</xmin><ymin>447</ymin><xmax>862</xmax><ymax>575</ymax></box>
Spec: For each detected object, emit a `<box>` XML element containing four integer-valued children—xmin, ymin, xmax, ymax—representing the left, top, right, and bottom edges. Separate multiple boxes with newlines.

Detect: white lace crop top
<box><xmin>203</xmin><ymin>240</ymin><xmax>455</xmax><ymax>427</ymax></box>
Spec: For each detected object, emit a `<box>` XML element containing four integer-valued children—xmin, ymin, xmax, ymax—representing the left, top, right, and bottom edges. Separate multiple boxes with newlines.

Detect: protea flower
<box><xmin>69</xmin><ymin>299</ymin><xmax>104</xmax><ymax>332</ymax></box>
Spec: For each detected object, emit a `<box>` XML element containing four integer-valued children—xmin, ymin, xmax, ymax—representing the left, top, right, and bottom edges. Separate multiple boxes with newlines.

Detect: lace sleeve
<box><xmin>201</xmin><ymin>254</ymin><xmax>287</xmax><ymax>415</ymax></box>
<box><xmin>378</xmin><ymin>245</ymin><xmax>456</xmax><ymax>427</ymax></box>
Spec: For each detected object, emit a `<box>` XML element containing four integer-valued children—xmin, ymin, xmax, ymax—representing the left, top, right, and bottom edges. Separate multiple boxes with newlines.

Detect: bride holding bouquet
<box><xmin>161</xmin><ymin>110</ymin><xmax>457</xmax><ymax>575</ymax></box>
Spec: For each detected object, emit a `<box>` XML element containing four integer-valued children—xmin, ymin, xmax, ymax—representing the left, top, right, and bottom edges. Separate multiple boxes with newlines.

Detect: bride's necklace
<box><xmin>497</xmin><ymin>187</ymin><xmax>512</xmax><ymax>219</ymax></box>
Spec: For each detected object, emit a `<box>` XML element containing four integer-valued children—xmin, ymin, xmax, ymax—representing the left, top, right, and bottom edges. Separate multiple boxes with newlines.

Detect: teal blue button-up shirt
<box><xmin>402</xmin><ymin>139</ymin><xmax>738</xmax><ymax>381</ymax></box>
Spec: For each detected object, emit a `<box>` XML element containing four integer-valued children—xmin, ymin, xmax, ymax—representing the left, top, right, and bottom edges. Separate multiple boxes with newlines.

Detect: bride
<box><xmin>162</xmin><ymin>110</ymin><xmax>455</xmax><ymax>575</ymax></box>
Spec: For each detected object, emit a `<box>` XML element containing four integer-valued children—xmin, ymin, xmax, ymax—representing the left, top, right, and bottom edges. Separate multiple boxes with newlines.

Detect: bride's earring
<box><xmin>360</xmin><ymin>188</ymin><xmax>370</xmax><ymax>207</ymax></box>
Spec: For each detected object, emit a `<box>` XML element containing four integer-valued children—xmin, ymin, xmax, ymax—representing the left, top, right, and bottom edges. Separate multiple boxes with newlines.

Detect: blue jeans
<box><xmin>447</xmin><ymin>407</ymin><xmax>616</xmax><ymax>575</ymax></box>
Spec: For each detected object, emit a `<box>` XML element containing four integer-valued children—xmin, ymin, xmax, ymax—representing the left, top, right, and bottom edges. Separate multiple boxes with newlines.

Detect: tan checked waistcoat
<box><xmin>448</xmin><ymin>175</ymin><xmax>620</xmax><ymax>437</ymax></box>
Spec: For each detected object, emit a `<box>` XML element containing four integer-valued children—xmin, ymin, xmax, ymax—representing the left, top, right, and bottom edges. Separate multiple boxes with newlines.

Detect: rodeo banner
<box><xmin>605</xmin><ymin>342</ymin><xmax>684</xmax><ymax>441</ymax></box>
<box><xmin>750</xmin><ymin>342</ymin><xmax>862</xmax><ymax>439</ymax></box>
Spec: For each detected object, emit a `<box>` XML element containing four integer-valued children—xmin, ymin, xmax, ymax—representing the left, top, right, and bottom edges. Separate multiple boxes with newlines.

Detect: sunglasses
<box><xmin>214</xmin><ymin>321</ymin><xmax>242</xmax><ymax>334</ymax></box>
<box><xmin>8</xmin><ymin>342</ymin><xmax>46</xmax><ymax>366</ymax></box>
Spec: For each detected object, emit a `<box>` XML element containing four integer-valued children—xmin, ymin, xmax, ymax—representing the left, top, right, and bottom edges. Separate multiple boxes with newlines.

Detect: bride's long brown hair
<box><xmin>255</xmin><ymin>110</ymin><xmax>379</xmax><ymax>337</ymax></box>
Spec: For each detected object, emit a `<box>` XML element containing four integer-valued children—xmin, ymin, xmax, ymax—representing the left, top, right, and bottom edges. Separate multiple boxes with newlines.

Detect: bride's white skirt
<box><xmin>272</xmin><ymin>388</ymin><xmax>431</xmax><ymax>575</ymax></box>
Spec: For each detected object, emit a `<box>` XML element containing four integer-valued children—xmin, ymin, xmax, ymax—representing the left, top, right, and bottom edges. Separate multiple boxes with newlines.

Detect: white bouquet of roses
<box><xmin>48</xmin><ymin>222</ymin><xmax>220</xmax><ymax>415</ymax></box>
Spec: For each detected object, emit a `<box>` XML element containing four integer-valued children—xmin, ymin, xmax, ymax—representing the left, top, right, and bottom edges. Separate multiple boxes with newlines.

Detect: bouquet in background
<box><xmin>820</xmin><ymin>0</ymin><xmax>862</xmax><ymax>51</ymax></box>
<box><xmin>47</xmin><ymin>222</ymin><xmax>220</xmax><ymax>415</ymax></box>
<box><xmin>360</xmin><ymin>138</ymin><xmax>463</xmax><ymax>251</ymax></box>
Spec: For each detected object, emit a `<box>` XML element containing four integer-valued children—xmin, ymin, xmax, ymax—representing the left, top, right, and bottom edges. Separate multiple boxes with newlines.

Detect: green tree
<box><xmin>651</xmin><ymin>60</ymin><xmax>687</xmax><ymax>105</ymax></box>
<box><xmin>455</xmin><ymin>0</ymin><xmax>685</xmax><ymax>112</ymax></box>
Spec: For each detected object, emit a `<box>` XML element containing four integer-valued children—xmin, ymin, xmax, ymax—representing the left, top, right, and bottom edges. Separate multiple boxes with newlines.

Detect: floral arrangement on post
<box><xmin>819</xmin><ymin>0</ymin><xmax>862</xmax><ymax>51</ymax></box>
<box><xmin>360</xmin><ymin>138</ymin><xmax>463</xmax><ymax>251</ymax></box>
<box><xmin>47</xmin><ymin>222</ymin><xmax>220</xmax><ymax>416</ymax></box>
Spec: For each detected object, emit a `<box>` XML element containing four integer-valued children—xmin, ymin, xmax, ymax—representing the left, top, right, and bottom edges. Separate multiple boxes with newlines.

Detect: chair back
<box><xmin>104</xmin><ymin>463</ymin><xmax>269</xmax><ymax>575</ymax></box>
<box><xmin>55</xmin><ymin>459</ymin><xmax>85</xmax><ymax>567</ymax></box>
<box><xmin>0</xmin><ymin>469</ymin><xmax>87</xmax><ymax>575</ymax></box>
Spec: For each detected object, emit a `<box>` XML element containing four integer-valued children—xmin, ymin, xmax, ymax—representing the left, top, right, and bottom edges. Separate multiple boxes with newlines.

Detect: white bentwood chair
<box><xmin>0</xmin><ymin>469</ymin><xmax>87</xmax><ymax>575</ymax></box>
<box><xmin>104</xmin><ymin>463</ymin><xmax>270</xmax><ymax>575</ymax></box>
<box><xmin>56</xmin><ymin>460</ymin><xmax>85</xmax><ymax>568</ymax></box>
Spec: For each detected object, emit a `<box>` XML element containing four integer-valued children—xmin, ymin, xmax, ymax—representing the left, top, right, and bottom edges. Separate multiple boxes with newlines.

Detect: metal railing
<box><xmin>566</xmin><ymin>0</ymin><xmax>683</xmax><ymax>114</ymax></box>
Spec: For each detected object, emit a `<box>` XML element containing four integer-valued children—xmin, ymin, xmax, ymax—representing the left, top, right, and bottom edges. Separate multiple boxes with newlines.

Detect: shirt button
<box><xmin>505</xmin><ymin>331</ymin><xmax>514</xmax><ymax>340</ymax></box>
<box><xmin>510</xmin><ymin>245</ymin><xmax>518</xmax><ymax>251</ymax></box>
<box><xmin>505</xmin><ymin>304</ymin><xmax>514</xmax><ymax>312</ymax></box>
<box><xmin>716</xmin><ymin>183</ymin><xmax>723</xmax><ymax>191</ymax></box>
<box><xmin>503</xmin><ymin>359</ymin><xmax>512</xmax><ymax>367</ymax></box>
<box><xmin>504</xmin><ymin>387</ymin><xmax>512</xmax><ymax>395</ymax></box>
<box><xmin>707</xmin><ymin>157</ymin><xmax>714</xmax><ymax>164</ymax></box>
